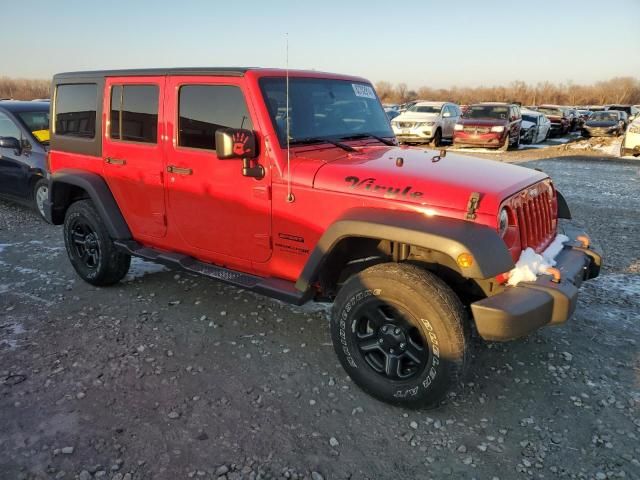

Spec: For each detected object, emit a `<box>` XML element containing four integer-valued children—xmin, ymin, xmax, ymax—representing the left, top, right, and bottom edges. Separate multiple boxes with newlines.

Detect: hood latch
<box><xmin>466</xmin><ymin>192</ymin><xmax>481</xmax><ymax>220</ymax></box>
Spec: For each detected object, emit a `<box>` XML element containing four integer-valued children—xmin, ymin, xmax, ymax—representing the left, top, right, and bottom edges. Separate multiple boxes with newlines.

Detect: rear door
<box><xmin>102</xmin><ymin>77</ymin><xmax>167</xmax><ymax>239</ymax></box>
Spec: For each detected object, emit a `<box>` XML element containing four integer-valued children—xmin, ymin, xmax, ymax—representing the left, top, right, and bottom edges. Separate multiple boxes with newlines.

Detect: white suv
<box><xmin>391</xmin><ymin>101</ymin><xmax>461</xmax><ymax>146</ymax></box>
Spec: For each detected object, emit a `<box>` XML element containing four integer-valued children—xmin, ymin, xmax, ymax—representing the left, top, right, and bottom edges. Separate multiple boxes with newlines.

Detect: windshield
<box><xmin>590</xmin><ymin>112</ymin><xmax>618</xmax><ymax>122</ymax></box>
<box><xmin>17</xmin><ymin>111</ymin><xmax>50</xmax><ymax>144</ymax></box>
<box><xmin>537</xmin><ymin>107</ymin><xmax>563</xmax><ymax>116</ymax></box>
<box><xmin>463</xmin><ymin>105</ymin><xmax>509</xmax><ymax>120</ymax></box>
<box><xmin>259</xmin><ymin>77</ymin><xmax>393</xmax><ymax>146</ymax></box>
<box><xmin>522</xmin><ymin>114</ymin><xmax>538</xmax><ymax>123</ymax></box>
<box><xmin>407</xmin><ymin>104</ymin><xmax>441</xmax><ymax>114</ymax></box>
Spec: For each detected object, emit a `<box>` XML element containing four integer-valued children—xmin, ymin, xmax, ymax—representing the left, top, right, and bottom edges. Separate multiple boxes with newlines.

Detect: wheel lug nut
<box><xmin>394</xmin><ymin>328</ymin><xmax>400</xmax><ymax>335</ymax></box>
<box><xmin>378</xmin><ymin>338</ymin><xmax>384</xmax><ymax>344</ymax></box>
<box><xmin>389</xmin><ymin>348</ymin><xmax>394</xmax><ymax>354</ymax></box>
<box><xmin>400</xmin><ymin>343</ymin><xmax>406</xmax><ymax>350</ymax></box>
<box><xmin>382</xmin><ymin>326</ymin><xmax>388</xmax><ymax>333</ymax></box>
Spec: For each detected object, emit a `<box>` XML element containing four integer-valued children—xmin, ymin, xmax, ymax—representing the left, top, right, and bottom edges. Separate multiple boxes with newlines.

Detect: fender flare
<box><xmin>49</xmin><ymin>169</ymin><xmax>132</xmax><ymax>239</ymax></box>
<box><xmin>556</xmin><ymin>190</ymin><xmax>571</xmax><ymax>219</ymax></box>
<box><xmin>295</xmin><ymin>208</ymin><xmax>514</xmax><ymax>292</ymax></box>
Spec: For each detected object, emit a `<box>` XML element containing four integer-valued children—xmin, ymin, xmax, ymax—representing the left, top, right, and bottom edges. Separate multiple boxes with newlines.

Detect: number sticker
<box><xmin>352</xmin><ymin>84</ymin><xmax>376</xmax><ymax>99</ymax></box>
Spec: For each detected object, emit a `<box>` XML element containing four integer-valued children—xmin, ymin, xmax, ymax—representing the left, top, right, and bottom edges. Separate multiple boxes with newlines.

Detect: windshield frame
<box><xmin>258</xmin><ymin>76</ymin><xmax>394</xmax><ymax>148</ymax></box>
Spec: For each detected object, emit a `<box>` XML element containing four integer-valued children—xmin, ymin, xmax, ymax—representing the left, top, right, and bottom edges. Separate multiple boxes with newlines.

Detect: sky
<box><xmin>2</xmin><ymin>0</ymin><xmax>639</xmax><ymax>89</ymax></box>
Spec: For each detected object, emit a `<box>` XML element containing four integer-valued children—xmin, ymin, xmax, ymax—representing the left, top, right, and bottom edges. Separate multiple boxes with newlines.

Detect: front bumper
<box><xmin>470</xmin><ymin>231</ymin><xmax>602</xmax><ymax>341</ymax></box>
<box><xmin>582</xmin><ymin>127</ymin><xmax>619</xmax><ymax>137</ymax></box>
<box><xmin>453</xmin><ymin>131</ymin><xmax>506</xmax><ymax>148</ymax></box>
<box><xmin>393</xmin><ymin>128</ymin><xmax>434</xmax><ymax>143</ymax></box>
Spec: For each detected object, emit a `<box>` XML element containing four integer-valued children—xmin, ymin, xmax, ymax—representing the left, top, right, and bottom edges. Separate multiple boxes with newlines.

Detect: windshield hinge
<box><xmin>466</xmin><ymin>192</ymin><xmax>481</xmax><ymax>221</ymax></box>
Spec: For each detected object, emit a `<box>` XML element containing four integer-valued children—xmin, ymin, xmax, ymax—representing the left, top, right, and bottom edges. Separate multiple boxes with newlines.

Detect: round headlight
<box><xmin>498</xmin><ymin>208</ymin><xmax>509</xmax><ymax>237</ymax></box>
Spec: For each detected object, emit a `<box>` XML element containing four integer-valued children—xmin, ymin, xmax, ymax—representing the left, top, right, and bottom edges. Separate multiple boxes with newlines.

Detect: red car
<box><xmin>453</xmin><ymin>102</ymin><xmax>522</xmax><ymax>150</ymax></box>
<box><xmin>537</xmin><ymin>105</ymin><xmax>571</xmax><ymax>136</ymax></box>
<box><xmin>45</xmin><ymin>68</ymin><xmax>601</xmax><ymax>408</ymax></box>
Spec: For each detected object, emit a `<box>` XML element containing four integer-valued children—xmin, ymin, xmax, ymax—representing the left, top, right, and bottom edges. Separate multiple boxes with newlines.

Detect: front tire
<box><xmin>33</xmin><ymin>178</ymin><xmax>49</xmax><ymax>221</ymax></box>
<box><xmin>63</xmin><ymin>200</ymin><xmax>131</xmax><ymax>286</ymax></box>
<box><xmin>331</xmin><ymin>263</ymin><xmax>469</xmax><ymax>409</ymax></box>
<box><xmin>499</xmin><ymin>133</ymin><xmax>510</xmax><ymax>151</ymax></box>
<box><xmin>431</xmin><ymin>128</ymin><xmax>443</xmax><ymax>147</ymax></box>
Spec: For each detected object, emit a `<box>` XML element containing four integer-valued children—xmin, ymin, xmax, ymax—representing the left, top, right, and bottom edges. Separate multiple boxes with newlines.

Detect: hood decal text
<box><xmin>345</xmin><ymin>176</ymin><xmax>423</xmax><ymax>199</ymax></box>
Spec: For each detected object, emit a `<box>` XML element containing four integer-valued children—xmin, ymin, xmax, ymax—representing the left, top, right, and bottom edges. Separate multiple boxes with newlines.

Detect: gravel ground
<box><xmin>1</xmin><ymin>155</ymin><xmax>639</xmax><ymax>480</ymax></box>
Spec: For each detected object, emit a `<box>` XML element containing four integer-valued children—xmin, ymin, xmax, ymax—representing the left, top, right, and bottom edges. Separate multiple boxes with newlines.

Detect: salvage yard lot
<box><xmin>1</xmin><ymin>154</ymin><xmax>639</xmax><ymax>480</ymax></box>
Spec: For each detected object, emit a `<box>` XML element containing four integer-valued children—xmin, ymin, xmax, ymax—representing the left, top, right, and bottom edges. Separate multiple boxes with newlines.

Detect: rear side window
<box><xmin>55</xmin><ymin>84</ymin><xmax>97</xmax><ymax>138</ymax></box>
<box><xmin>110</xmin><ymin>85</ymin><xmax>159</xmax><ymax>143</ymax></box>
<box><xmin>178</xmin><ymin>85</ymin><xmax>253</xmax><ymax>150</ymax></box>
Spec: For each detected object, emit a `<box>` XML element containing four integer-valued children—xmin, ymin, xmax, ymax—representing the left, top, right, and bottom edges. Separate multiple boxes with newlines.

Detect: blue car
<box><xmin>0</xmin><ymin>100</ymin><xmax>50</xmax><ymax>219</ymax></box>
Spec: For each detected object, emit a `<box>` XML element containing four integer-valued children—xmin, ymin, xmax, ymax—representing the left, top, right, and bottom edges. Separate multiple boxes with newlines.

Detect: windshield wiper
<box><xmin>289</xmin><ymin>137</ymin><xmax>357</xmax><ymax>152</ymax></box>
<box><xmin>338</xmin><ymin>133</ymin><xmax>396</xmax><ymax>146</ymax></box>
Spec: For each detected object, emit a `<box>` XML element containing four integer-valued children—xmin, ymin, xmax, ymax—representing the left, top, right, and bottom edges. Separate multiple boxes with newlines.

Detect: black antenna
<box><xmin>240</xmin><ymin>115</ymin><xmax>246</xmax><ymax>129</ymax></box>
<box><xmin>285</xmin><ymin>33</ymin><xmax>294</xmax><ymax>203</ymax></box>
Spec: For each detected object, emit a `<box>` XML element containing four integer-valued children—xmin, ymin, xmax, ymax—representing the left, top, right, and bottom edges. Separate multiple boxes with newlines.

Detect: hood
<box><xmin>311</xmin><ymin>146</ymin><xmax>547</xmax><ymax>215</ymax></box>
<box><xmin>457</xmin><ymin>118</ymin><xmax>508</xmax><ymax>127</ymax></box>
<box><xmin>585</xmin><ymin>120</ymin><xmax>617</xmax><ymax>127</ymax></box>
<box><xmin>394</xmin><ymin>111</ymin><xmax>439</xmax><ymax>122</ymax></box>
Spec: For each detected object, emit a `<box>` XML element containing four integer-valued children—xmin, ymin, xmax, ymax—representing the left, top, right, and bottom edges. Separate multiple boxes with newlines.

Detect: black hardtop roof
<box><xmin>53</xmin><ymin>67</ymin><xmax>255</xmax><ymax>80</ymax></box>
<box><xmin>0</xmin><ymin>100</ymin><xmax>51</xmax><ymax>112</ymax></box>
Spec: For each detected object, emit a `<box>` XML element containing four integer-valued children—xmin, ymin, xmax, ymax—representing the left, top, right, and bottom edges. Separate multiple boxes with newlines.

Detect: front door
<box><xmin>102</xmin><ymin>77</ymin><xmax>167</xmax><ymax>239</ymax></box>
<box><xmin>164</xmin><ymin>78</ymin><xmax>272</xmax><ymax>264</ymax></box>
<box><xmin>0</xmin><ymin>111</ymin><xmax>27</xmax><ymax>198</ymax></box>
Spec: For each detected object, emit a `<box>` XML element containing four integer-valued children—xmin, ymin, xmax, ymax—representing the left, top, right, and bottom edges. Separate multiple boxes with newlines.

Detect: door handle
<box><xmin>105</xmin><ymin>157</ymin><xmax>126</xmax><ymax>165</ymax></box>
<box><xmin>167</xmin><ymin>165</ymin><xmax>193</xmax><ymax>175</ymax></box>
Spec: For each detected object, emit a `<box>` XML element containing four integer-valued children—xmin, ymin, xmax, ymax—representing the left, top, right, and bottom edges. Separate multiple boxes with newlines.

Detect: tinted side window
<box><xmin>110</xmin><ymin>85</ymin><xmax>158</xmax><ymax>143</ymax></box>
<box><xmin>55</xmin><ymin>84</ymin><xmax>97</xmax><ymax>138</ymax></box>
<box><xmin>178</xmin><ymin>85</ymin><xmax>253</xmax><ymax>150</ymax></box>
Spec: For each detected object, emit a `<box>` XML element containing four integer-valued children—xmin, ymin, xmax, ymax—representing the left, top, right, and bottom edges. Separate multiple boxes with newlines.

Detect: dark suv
<box><xmin>0</xmin><ymin>100</ymin><xmax>50</xmax><ymax>218</ymax></box>
<box><xmin>453</xmin><ymin>102</ymin><xmax>522</xmax><ymax>150</ymax></box>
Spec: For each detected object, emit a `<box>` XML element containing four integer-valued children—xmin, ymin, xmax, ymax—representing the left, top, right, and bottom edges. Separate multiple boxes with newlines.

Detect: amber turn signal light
<box><xmin>457</xmin><ymin>253</ymin><xmax>474</xmax><ymax>268</ymax></box>
<box><xmin>576</xmin><ymin>235</ymin><xmax>590</xmax><ymax>248</ymax></box>
<box><xmin>544</xmin><ymin>267</ymin><xmax>561</xmax><ymax>283</ymax></box>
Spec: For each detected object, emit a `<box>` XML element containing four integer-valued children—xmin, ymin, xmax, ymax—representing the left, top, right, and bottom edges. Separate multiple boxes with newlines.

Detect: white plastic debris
<box><xmin>507</xmin><ymin>234</ymin><xmax>569</xmax><ymax>286</ymax></box>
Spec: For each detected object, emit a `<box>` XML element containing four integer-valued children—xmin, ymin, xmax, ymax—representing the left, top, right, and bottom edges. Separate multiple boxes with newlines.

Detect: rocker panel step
<box><xmin>114</xmin><ymin>241</ymin><xmax>309</xmax><ymax>305</ymax></box>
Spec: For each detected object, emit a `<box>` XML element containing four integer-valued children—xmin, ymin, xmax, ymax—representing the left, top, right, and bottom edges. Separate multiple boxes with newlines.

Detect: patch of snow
<box><xmin>0</xmin><ymin>243</ymin><xmax>13</xmax><ymax>254</ymax></box>
<box><xmin>125</xmin><ymin>257</ymin><xmax>168</xmax><ymax>281</ymax></box>
<box><xmin>0</xmin><ymin>320</ymin><xmax>26</xmax><ymax>351</ymax></box>
<box><xmin>507</xmin><ymin>234</ymin><xmax>569</xmax><ymax>286</ymax></box>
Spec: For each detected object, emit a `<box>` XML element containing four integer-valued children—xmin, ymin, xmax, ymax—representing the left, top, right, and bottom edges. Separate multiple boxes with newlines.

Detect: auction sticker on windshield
<box><xmin>352</xmin><ymin>84</ymin><xmax>376</xmax><ymax>99</ymax></box>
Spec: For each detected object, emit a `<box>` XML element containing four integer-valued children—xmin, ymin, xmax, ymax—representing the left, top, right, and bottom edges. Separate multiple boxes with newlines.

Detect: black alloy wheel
<box><xmin>353</xmin><ymin>301</ymin><xmax>429</xmax><ymax>381</ymax></box>
<box><xmin>69</xmin><ymin>219</ymin><xmax>101</xmax><ymax>269</ymax></box>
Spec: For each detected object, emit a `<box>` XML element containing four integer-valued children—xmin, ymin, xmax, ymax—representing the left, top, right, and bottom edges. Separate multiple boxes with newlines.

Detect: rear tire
<box><xmin>63</xmin><ymin>200</ymin><xmax>131</xmax><ymax>286</ymax></box>
<box><xmin>331</xmin><ymin>263</ymin><xmax>469</xmax><ymax>409</ymax></box>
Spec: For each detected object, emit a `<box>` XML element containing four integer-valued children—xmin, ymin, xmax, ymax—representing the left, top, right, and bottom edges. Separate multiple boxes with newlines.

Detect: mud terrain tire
<box><xmin>331</xmin><ymin>263</ymin><xmax>468</xmax><ymax>409</ymax></box>
<box><xmin>63</xmin><ymin>200</ymin><xmax>131</xmax><ymax>286</ymax></box>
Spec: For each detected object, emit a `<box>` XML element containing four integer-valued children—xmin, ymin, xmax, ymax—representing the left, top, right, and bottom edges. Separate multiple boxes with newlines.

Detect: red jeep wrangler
<box><xmin>46</xmin><ymin>68</ymin><xmax>601</xmax><ymax>408</ymax></box>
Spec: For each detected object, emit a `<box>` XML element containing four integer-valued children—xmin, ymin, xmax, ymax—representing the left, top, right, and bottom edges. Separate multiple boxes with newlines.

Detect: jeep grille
<box><xmin>514</xmin><ymin>184</ymin><xmax>556</xmax><ymax>251</ymax></box>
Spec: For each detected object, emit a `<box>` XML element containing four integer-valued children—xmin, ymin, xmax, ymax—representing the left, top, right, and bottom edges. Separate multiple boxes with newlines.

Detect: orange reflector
<box><xmin>457</xmin><ymin>253</ymin><xmax>474</xmax><ymax>268</ymax></box>
<box><xmin>545</xmin><ymin>267</ymin><xmax>561</xmax><ymax>283</ymax></box>
<box><xmin>576</xmin><ymin>235</ymin><xmax>590</xmax><ymax>248</ymax></box>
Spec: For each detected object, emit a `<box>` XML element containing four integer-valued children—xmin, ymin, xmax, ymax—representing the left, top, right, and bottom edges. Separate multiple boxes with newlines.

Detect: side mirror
<box><xmin>214</xmin><ymin>128</ymin><xmax>263</xmax><ymax>179</ymax></box>
<box><xmin>0</xmin><ymin>136</ymin><xmax>21</xmax><ymax>151</ymax></box>
<box><xmin>215</xmin><ymin>128</ymin><xmax>257</xmax><ymax>160</ymax></box>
